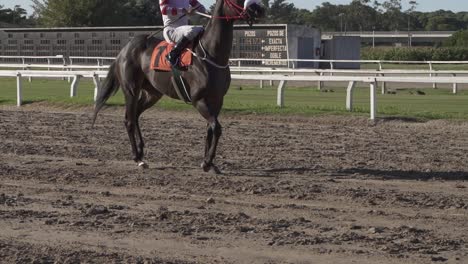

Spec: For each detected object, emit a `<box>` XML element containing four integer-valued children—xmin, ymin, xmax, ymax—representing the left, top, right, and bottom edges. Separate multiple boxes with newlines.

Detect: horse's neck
<box><xmin>201</xmin><ymin>1</ymin><xmax>234</xmax><ymax>66</ymax></box>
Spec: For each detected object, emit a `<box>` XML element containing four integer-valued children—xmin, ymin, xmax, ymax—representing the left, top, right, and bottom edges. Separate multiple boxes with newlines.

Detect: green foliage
<box><xmin>0</xmin><ymin>4</ymin><xmax>34</xmax><ymax>26</ymax></box>
<box><xmin>259</xmin><ymin>0</ymin><xmax>466</xmax><ymax>32</ymax></box>
<box><xmin>4</xmin><ymin>0</ymin><xmax>466</xmax><ymax>31</ymax></box>
<box><xmin>444</xmin><ymin>30</ymin><xmax>468</xmax><ymax>47</ymax></box>
<box><xmin>31</xmin><ymin>0</ymin><xmax>162</xmax><ymax>27</ymax></box>
<box><xmin>362</xmin><ymin>47</ymin><xmax>468</xmax><ymax>61</ymax></box>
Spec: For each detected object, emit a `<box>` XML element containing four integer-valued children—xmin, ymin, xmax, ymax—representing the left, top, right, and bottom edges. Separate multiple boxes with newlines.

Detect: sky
<box><xmin>1</xmin><ymin>0</ymin><xmax>468</xmax><ymax>14</ymax></box>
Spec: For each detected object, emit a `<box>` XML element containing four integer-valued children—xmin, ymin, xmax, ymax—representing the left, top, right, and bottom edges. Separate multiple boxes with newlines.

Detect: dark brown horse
<box><xmin>93</xmin><ymin>0</ymin><xmax>264</xmax><ymax>172</ymax></box>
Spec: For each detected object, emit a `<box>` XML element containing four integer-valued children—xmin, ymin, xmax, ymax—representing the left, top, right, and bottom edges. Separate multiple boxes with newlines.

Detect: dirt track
<box><xmin>0</xmin><ymin>105</ymin><xmax>467</xmax><ymax>263</ymax></box>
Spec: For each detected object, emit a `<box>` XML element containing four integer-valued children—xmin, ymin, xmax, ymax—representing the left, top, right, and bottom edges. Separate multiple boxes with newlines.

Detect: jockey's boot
<box><xmin>166</xmin><ymin>37</ymin><xmax>191</xmax><ymax>70</ymax></box>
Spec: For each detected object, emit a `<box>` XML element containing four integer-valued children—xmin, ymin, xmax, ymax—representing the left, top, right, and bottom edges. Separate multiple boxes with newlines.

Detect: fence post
<box><xmin>68</xmin><ymin>58</ymin><xmax>73</xmax><ymax>83</ymax></box>
<box><xmin>370</xmin><ymin>81</ymin><xmax>377</xmax><ymax>120</ymax></box>
<box><xmin>429</xmin><ymin>62</ymin><xmax>437</xmax><ymax>89</ymax></box>
<box><xmin>17</xmin><ymin>73</ymin><xmax>23</xmax><ymax>107</ymax></box>
<box><xmin>93</xmin><ymin>74</ymin><xmax>101</xmax><ymax>102</ymax></box>
<box><xmin>259</xmin><ymin>72</ymin><xmax>264</xmax><ymax>88</ymax></box>
<box><xmin>381</xmin><ymin>73</ymin><xmax>386</xmax><ymax>94</ymax></box>
<box><xmin>70</xmin><ymin>75</ymin><xmax>80</xmax><ymax>97</ymax></box>
<box><xmin>317</xmin><ymin>72</ymin><xmax>323</xmax><ymax>90</ymax></box>
<box><xmin>270</xmin><ymin>71</ymin><xmax>274</xmax><ymax>86</ymax></box>
<box><xmin>346</xmin><ymin>81</ymin><xmax>356</xmax><ymax>111</ymax></box>
<box><xmin>276</xmin><ymin>80</ymin><xmax>287</xmax><ymax>108</ymax></box>
<box><xmin>453</xmin><ymin>73</ymin><xmax>458</xmax><ymax>94</ymax></box>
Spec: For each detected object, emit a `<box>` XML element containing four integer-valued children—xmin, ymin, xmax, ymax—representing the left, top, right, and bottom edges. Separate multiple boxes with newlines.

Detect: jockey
<box><xmin>159</xmin><ymin>0</ymin><xmax>207</xmax><ymax>69</ymax></box>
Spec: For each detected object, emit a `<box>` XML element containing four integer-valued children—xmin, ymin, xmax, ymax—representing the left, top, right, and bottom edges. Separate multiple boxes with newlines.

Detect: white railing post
<box><xmin>429</xmin><ymin>62</ymin><xmax>437</xmax><ymax>89</ymax></box>
<box><xmin>70</xmin><ymin>75</ymin><xmax>80</xmax><ymax>97</ymax></box>
<box><xmin>346</xmin><ymin>81</ymin><xmax>356</xmax><ymax>111</ymax></box>
<box><xmin>16</xmin><ymin>73</ymin><xmax>23</xmax><ymax>107</ymax></box>
<box><xmin>318</xmin><ymin>72</ymin><xmax>323</xmax><ymax>90</ymax></box>
<box><xmin>276</xmin><ymin>80</ymin><xmax>287</xmax><ymax>108</ymax></box>
<box><xmin>370</xmin><ymin>81</ymin><xmax>377</xmax><ymax>120</ymax></box>
<box><xmin>270</xmin><ymin>71</ymin><xmax>274</xmax><ymax>86</ymax></box>
<box><xmin>381</xmin><ymin>73</ymin><xmax>386</xmax><ymax>94</ymax></box>
<box><xmin>259</xmin><ymin>72</ymin><xmax>264</xmax><ymax>88</ymax></box>
<box><xmin>93</xmin><ymin>74</ymin><xmax>101</xmax><ymax>102</ymax></box>
<box><xmin>453</xmin><ymin>73</ymin><xmax>458</xmax><ymax>94</ymax></box>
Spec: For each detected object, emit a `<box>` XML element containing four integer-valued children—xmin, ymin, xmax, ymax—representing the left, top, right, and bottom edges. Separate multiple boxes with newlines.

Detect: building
<box><xmin>321</xmin><ymin>36</ymin><xmax>361</xmax><ymax>69</ymax></box>
<box><xmin>0</xmin><ymin>24</ymin><xmax>322</xmax><ymax>68</ymax></box>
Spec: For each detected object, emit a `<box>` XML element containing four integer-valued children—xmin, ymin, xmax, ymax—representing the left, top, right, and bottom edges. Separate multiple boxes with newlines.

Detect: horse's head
<box><xmin>243</xmin><ymin>0</ymin><xmax>266</xmax><ymax>25</ymax></box>
<box><xmin>223</xmin><ymin>0</ymin><xmax>265</xmax><ymax>26</ymax></box>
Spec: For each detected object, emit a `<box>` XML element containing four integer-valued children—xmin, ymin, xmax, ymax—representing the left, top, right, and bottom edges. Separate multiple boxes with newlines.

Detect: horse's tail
<box><xmin>92</xmin><ymin>62</ymin><xmax>120</xmax><ymax>126</ymax></box>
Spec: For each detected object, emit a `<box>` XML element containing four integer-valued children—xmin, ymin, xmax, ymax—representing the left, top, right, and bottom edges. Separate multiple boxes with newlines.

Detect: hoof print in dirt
<box><xmin>368</xmin><ymin>227</ymin><xmax>385</xmax><ymax>234</ymax></box>
<box><xmin>431</xmin><ymin>256</ymin><xmax>448</xmax><ymax>262</ymax></box>
<box><xmin>86</xmin><ymin>205</ymin><xmax>109</xmax><ymax>216</ymax></box>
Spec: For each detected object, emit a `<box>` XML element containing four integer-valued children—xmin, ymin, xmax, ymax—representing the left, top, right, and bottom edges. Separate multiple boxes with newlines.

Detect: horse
<box><xmin>93</xmin><ymin>0</ymin><xmax>265</xmax><ymax>173</ymax></box>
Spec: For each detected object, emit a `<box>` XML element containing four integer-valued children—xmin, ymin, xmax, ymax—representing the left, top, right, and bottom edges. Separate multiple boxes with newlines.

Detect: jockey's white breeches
<box><xmin>163</xmin><ymin>26</ymin><xmax>204</xmax><ymax>44</ymax></box>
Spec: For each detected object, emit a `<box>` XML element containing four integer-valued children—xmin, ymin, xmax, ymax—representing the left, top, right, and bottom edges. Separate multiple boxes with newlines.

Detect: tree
<box><xmin>31</xmin><ymin>0</ymin><xmax>163</xmax><ymax>27</ymax></box>
<box><xmin>381</xmin><ymin>0</ymin><xmax>405</xmax><ymax>30</ymax></box>
<box><xmin>445</xmin><ymin>30</ymin><xmax>468</xmax><ymax>46</ymax></box>
<box><xmin>0</xmin><ymin>4</ymin><xmax>32</xmax><ymax>26</ymax></box>
<box><xmin>266</xmin><ymin>0</ymin><xmax>298</xmax><ymax>24</ymax></box>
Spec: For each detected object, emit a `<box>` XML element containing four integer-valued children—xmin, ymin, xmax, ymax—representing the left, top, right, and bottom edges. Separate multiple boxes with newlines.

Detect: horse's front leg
<box><xmin>201</xmin><ymin>119</ymin><xmax>222</xmax><ymax>173</ymax></box>
<box><xmin>195</xmin><ymin>100</ymin><xmax>222</xmax><ymax>174</ymax></box>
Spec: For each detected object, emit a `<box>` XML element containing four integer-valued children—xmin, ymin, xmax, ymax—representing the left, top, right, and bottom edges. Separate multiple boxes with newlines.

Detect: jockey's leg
<box><xmin>166</xmin><ymin>26</ymin><xmax>204</xmax><ymax>69</ymax></box>
<box><xmin>166</xmin><ymin>36</ymin><xmax>191</xmax><ymax>69</ymax></box>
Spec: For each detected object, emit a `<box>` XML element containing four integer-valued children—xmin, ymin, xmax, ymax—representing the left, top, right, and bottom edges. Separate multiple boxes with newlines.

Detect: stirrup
<box><xmin>166</xmin><ymin>54</ymin><xmax>182</xmax><ymax>70</ymax></box>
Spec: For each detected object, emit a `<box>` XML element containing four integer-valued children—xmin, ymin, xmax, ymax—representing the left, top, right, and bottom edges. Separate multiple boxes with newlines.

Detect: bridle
<box><xmin>192</xmin><ymin>0</ymin><xmax>259</xmax><ymax>68</ymax></box>
<box><xmin>210</xmin><ymin>0</ymin><xmax>252</xmax><ymax>21</ymax></box>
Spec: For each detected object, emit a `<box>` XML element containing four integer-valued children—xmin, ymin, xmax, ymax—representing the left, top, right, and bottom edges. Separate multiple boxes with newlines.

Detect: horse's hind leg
<box><xmin>123</xmin><ymin>90</ymin><xmax>142</xmax><ymax>166</ymax></box>
<box><xmin>134</xmin><ymin>83</ymin><xmax>163</xmax><ymax>167</ymax></box>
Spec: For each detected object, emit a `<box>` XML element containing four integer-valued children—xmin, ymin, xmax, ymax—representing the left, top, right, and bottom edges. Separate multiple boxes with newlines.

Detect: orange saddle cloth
<box><xmin>150</xmin><ymin>41</ymin><xmax>193</xmax><ymax>71</ymax></box>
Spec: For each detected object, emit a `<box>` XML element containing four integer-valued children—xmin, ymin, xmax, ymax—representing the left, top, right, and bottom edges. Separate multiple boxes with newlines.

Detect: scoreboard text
<box><xmin>232</xmin><ymin>26</ymin><xmax>288</xmax><ymax>66</ymax></box>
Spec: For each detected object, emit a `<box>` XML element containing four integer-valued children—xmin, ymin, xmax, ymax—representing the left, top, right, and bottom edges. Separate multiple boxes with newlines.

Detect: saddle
<box><xmin>150</xmin><ymin>41</ymin><xmax>194</xmax><ymax>72</ymax></box>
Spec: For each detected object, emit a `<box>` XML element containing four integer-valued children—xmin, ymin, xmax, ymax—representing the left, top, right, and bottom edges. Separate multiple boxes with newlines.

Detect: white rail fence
<box><xmin>1</xmin><ymin>56</ymin><xmax>468</xmax><ymax>120</ymax></box>
<box><xmin>2</xmin><ymin>55</ymin><xmax>468</xmax><ymax>70</ymax></box>
<box><xmin>2</xmin><ymin>69</ymin><xmax>468</xmax><ymax>120</ymax></box>
<box><xmin>2</xmin><ymin>62</ymin><xmax>467</xmax><ymax>94</ymax></box>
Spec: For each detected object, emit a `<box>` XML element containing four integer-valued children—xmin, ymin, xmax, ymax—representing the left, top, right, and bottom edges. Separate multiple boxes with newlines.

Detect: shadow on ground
<box><xmin>339</xmin><ymin>168</ymin><xmax>468</xmax><ymax>181</ymax></box>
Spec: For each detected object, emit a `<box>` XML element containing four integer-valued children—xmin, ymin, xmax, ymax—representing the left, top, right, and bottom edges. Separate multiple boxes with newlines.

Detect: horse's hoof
<box><xmin>137</xmin><ymin>161</ymin><xmax>149</xmax><ymax>169</ymax></box>
<box><xmin>201</xmin><ymin>162</ymin><xmax>221</xmax><ymax>174</ymax></box>
<box><xmin>201</xmin><ymin>162</ymin><xmax>211</xmax><ymax>172</ymax></box>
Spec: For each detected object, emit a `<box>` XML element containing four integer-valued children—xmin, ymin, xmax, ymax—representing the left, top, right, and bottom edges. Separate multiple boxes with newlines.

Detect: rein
<box><xmin>187</xmin><ymin>41</ymin><xmax>230</xmax><ymax>69</ymax></box>
<box><xmin>187</xmin><ymin>0</ymin><xmax>252</xmax><ymax>69</ymax></box>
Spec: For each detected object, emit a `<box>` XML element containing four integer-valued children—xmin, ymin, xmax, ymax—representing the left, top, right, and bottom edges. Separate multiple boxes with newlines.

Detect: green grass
<box><xmin>1</xmin><ymin>78</ymin><xmax>468</xmax><ymax>119</ymax></box>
